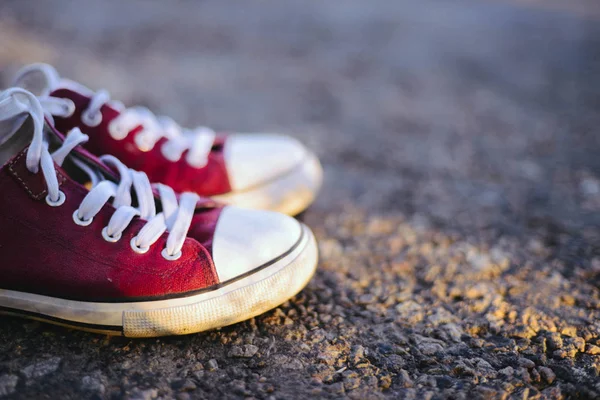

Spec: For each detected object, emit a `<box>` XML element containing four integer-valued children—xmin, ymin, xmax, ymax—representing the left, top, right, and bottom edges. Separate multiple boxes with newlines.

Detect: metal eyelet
<box><xmin>81</xmin><ymin>109</ymin><xmax>102</xmax><ymax>127</ymax></box>
<box><xmin>161</xmin><ymin>248</ymin><xmax>182</xmax><ymax>261</ymax></box>
<box><xmin>45</xmin><ymin>191</ymin><xmax>66</xmax><ymax>207</ymax></box>
<box><xmin>72</xmin><ymin>209</ymin><xmax>93</xmax><ymax>226</ymax></box>
<box><xmin>102</xmin><ymin>227</ymin><xmax>122</xmax><ymax>243</ymax></box>
<box><xmin>130</xmin><ymin>237</ymin><xmax>150</xmax><ymax>254</ymax></box>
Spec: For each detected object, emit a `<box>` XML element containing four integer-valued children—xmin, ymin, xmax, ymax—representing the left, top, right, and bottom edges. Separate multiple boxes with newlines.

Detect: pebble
<box><xmin>20</xmin><ymin>357</ymin><xmax>61</xmax><ymax>382</ymax></box>
<box><xmin>572</xmin><ymin>337</ymin><xmax>586</xmax><ymax>352</ymax></box>
<box><xmin>81</xmin><ymin>374</ymin><xmax>105</xmax><ymax>394</ymax></box>
<box><xmin>379</xmin><ymin>375</ymin><xmax>392</xmax><ymax>390</ymax></box>
<box><xmin>327</xmin><ymin>382</ymin><xmax>345</xmax><ymax>394</ymax></box>
<box><xmin>518</xmin><ymin>358</ymin><xmax>535</xmax><ymax>369</ymax></box>
<box><xmin>172</xmin><ymin>379</ymin><xmax>196</xmax><ymax>392</ymax></box>
<box><xmin>586</xmin><ymin>344</ymin><xmax>600</xmax><ymax>355</ymax></box>
<box><xmin>207</xmin><ymin>359</ymin><xmax>219</xmax><ymax>371</ymax></box>
<box><xmin>419</xmin><ymin>342</ymin><xmax>443</xmax><ymax>355</ymax></box>
<box><xmin>357</xmin><ymin>294</ymin><xmax>376</xmax><ymax>305</ymax></box>
<box><xmin>398</xmin><ymin>369</ymin><xmax>413</xmax><ymax>388</ymax></box>
<box><xmin>283</xmin><ymin>359</ymin><xmax>304</xmax><ymax>370</ymax></box>
<box><xmin>229</xmin><ymin>344</ymin><xmax>259</xmax><ymax>358</ymax></box>
<box><xmin>127</xmin><ymin>388</ymin><xmax>158</xmax><ymax>400</ymax></box>
<box><xmin>349</xmin><ymin>345</ymin><xmax>366</xmax><ymax>365</ymax></box>
<box><xmin>0</xmin><ymin>375</ymin><xmax>18</xmax><ymax>397</ymax></box>
<box><xmin>342</xmin><ymin>370</ymin><xmax>360</xmax><ymax>390</ymax></box>
<box><xmin>539</xmin><ymin>367</ymin><xmax>556</xmax><ymax>384</ymax></box>
<box><xmin>546</xmin><ymin>333</ymin><xmax>563</xmax><ymax>350</ymax></box>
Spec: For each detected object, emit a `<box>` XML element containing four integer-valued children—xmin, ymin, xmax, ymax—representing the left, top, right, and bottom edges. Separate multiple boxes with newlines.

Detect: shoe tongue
<box><xmin>45</xmin><ymin>120</ymin><xmax>119</xmax><ymax>185</ymax></box>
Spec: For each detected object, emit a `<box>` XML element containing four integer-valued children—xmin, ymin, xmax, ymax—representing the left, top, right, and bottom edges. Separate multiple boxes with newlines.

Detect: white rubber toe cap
<box><xmin>224</xmin><ymin>133</ymin><xmax>307</xmax><ymax>191</ymax></box>
<box><xmin>212</xmin><ymin>206</ymin><xmax>303</xmax><ymax>282</ymax></box>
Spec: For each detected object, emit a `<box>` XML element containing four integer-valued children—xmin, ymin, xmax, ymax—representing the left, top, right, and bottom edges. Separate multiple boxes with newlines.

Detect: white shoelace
<box><xmin>0</xmin><ymin>88</ymin><xmax>200</xmax><ymax>260</ymax></box>
<box><xmin>13</xmin><ymin>63</ymin><xmax>216</xmax><ymax>168</ymax></box>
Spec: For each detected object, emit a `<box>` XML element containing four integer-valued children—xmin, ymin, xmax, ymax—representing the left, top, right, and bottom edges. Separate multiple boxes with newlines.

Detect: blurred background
<box><xmin>1</xmin><ymin>1</ymin><xmax>600</xmax><ymax>398</ymax></box>
<box><xmin>1</xmin><ymin>0</ymin><xmax>599</xmax><ymax>234</ymax></box>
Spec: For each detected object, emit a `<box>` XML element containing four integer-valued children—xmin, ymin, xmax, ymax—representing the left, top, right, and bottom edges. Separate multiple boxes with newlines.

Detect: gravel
<box><xmin>0</xmin><ymin>0</ymin><xmax>599</xmax><ymax>398</ymax></box>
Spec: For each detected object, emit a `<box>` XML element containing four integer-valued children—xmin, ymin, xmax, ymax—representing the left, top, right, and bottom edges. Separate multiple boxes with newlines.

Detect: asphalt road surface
<box><xmin>0</xmin><ymin>1</ymin><xmax>599</xmax><ymax>398</ymax></box>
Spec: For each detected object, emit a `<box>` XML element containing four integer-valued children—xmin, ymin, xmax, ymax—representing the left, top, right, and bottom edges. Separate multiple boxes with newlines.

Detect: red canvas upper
<box><xmin>50</xmin><ymin>88</ymin><xmax>233</xmax><ymax>197</ymax></box>
<box><xmin>0</xmin><ymin>146</ymin><xmax>224</xmax><ymax>302</ymax></box>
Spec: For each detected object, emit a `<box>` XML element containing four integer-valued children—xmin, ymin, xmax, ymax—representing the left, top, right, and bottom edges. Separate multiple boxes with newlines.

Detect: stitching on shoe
<box><xmin>7</xmin><ymin>150</ymin><xmax>67</xmax><ymax>200</ymax></box>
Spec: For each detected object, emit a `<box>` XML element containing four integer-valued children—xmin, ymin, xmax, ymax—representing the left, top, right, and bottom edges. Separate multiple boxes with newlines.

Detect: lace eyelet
<box><xmin>184</xmin><ymin>155</ymin><xmax>208</xmax><ymax>169</ymax></box>
<box><xmin>160</xmin><ymin>144</ymin><xmax>182</xmax><ymax>162</ymax></box>
<box><xmin>134</xmin><ymin>134</ymin><xmax>155</xmax><ymax>152</ymax></box>
<box><xmin>81</xmin><ymin>110</ymin><xmax>102</xmax><ymax>127</ymax></box>
<box><xmin>130</xmin><ymin>237</ymin><xmax>150</xmax><ymax>254</ymax></box>
<box><xmin>161</xmin><ymin>248</ymin><xmax>182</xmax><ymax>261</ymax></box>
<box><xmin>102</xmin><ymin>227</ymin><xmax>122</xmax><ymax>243</ymax></box>
<box><xmin>108</xmin><ymin>121</ymin><xmax>127</xmax><ymax>140</ymax></box>
<box><xmin>72</xmin><ymin>209</ymin><xmax>93</xmax><ymax>226</ymax></box>
<box><xmin>45</xmin><ymin>191</ymin><xmax>66</xmax><ymax>207</ymax></box>
<box><xmin>61</xmin><ymin>99</ymin><xmax>76</xmax><ymax>118</ymax></box>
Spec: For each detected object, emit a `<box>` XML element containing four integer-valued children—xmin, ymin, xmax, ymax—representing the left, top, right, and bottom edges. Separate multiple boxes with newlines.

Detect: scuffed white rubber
<box><xmin>0</xmin><ymin>224</ymin><xmax>318</xmax><ymax>337</ymax></box>
<box><xmin>212</xmin><ymin>151</ymin><xmax>323</xmax><ymax>216</ymax></box>
<box><xmin>212</xmin><ymin>207</ymin><xmax>303</xmax><ymax>283</ymax></box>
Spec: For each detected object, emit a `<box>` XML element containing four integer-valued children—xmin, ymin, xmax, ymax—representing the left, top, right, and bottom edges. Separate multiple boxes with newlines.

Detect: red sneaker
<box><xmin>0</xmin><ymin>88</ymin><xmax>318</xmax><ymax>337</ymax></box>
<box><xmin>14</xmin><ymin>64</ymin><xmax>323</xmax><ymax>216</ymax></box>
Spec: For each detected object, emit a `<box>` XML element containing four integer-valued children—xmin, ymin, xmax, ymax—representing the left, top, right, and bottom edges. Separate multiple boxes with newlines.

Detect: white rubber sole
<box><xmin>0</xmin><ymin>224</ymin><xmax>318</xmax><ymax>337</ymax></box>
<box><xmin>212</xmin><ymin>151</ymin><xmax>323</xmax><ymax>216</ymax></box>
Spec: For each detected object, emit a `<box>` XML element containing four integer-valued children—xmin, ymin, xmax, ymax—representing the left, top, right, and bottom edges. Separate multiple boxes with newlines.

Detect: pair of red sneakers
<box><xmin>0</xmin><ymin>64</ymin><xmax>322</xmax><ymax>337</ymax></box>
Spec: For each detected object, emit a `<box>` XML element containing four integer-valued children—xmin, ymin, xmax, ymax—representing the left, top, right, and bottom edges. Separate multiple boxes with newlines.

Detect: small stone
<box><xmin>552</xmin><ymin>350</ymin><xmax>567</xmax><ymax>359</ymax></box>
<box><xmin>21</xmin><ymin>357</ymin><xmax>61</xmax><ymax>382</ymax></box>
<box><xmin>357</xmin><ymin>294</ymin><xmax>376</xmax><ymax>305</ymax></box>
<box><xmin>561</xmin><ymin>326</ymin><xmax>577</xmax><ymax>337</ymax></box>
<box><xmin>565</xmin><ymin>345</ymin><xmax>578</xmax><ymax>358</ymax></box>
<box><xmin>539</xmin><ymin>367</ymin><xmax>556</xmax><ymax>384</ymax></box>
<box><xmin>379</xmin><ymin>375</ymin><xmax>392</xmax><ymax>390</ymax></box>
<box><xmin>517</xmin><ymin>367</ymin><xmax>532</xmax><ymax>384</ymax></box>
<box><xmin>586</xmin><ymin>344</ymin><xmax>600</xmax><ymax>355</ymax></box>
<box><xmin>572</xmin><ymin>337</ymin><xmax>586</xmax><ymax>352</ymax></box>
<box><xmin>317</xmin><ymin>352</ymin><xmax>336</xmax><ymax>366</ymax></box>
<box><xmin>398</xmin><ymin>369</ymin><xmax>413</xmax><ymax>388</ymax></box>
<box><xmin>327</xmin><ymin>382</ymin><xmax>345</xmax><ymax>394</ymax></box>
<box><xmin>342</xmin><ymin>371</ymin><xmax>360</xmax><ymax>391</ymax></box>
<box><xmin>419</xmin><ymin>342</ymin><xmax>443</xmax><ymax>355</ymax></box>
<box><xmin>518</xmin><ymin>358</ymin><xmax>535</xmax><ymax>369</ymax></box>
<box><xmin>192</xmin><ymin>371</ymin><xmax>204</xmax><ymax>380</ymax></box>
<box><xmin>498</xmin><ymin>367</ymin><xmax>514</xmax><ymax>377</ymax></box>
<box><xmin>127</xmin><ymin>388</ymin><xmax>158</xmax><ymax>400</ymax></box>
<box><xmin>272</xmin><ymin>354</ymin><xmax>290</xmax><ymax>365</ymax></box>
<box><xmin>453</xmin><ymin>362</ymin><xmax>476</xmax><ymax>377</ymax></box>
<box><xmin>476</xmin><ymin>386</ymin><xmax>498</xmax><ymax>398</ymax></box>
<box><xmin>349</xmin><ymin>345</ymin><xmax>365</xmax><ymax>365</ymax></box>
<box><xmin>0</xmin><ymin>375</ymin><xmax>18</xmax><ymax>397</ymax></box>
<box><xmin>385</xmin><ymin>354</ymin><xmax>405</xmax><ymax>372</ymax></box>
<box><xmin>172</xmin><ymin>379</ymin><xmax>196</xmax><ymax>392</ymax></box>
<box><xmin>546</xmin><ymin>333</ymin><xmax>563</xmax><ymax>350</ymax></box>
<box><xmin>207</xmin><ymin>359</ymin><xmax>219</xmax><ymax>371</ymax></box>
<box><xmin>229</xmin><ymin>344</ymin><xmax>259</xmax><ymax>358</ymax></box>
<box><xmin>442</xmin><ymin>323</ymin><xmax>463</xmax><ymax>342</ymax></box>
<box><xmin>81</xmin><ymin>375</ymin><xmax>105</xmax><ymax>394</ymax></box>
<box><xmin>283</xmin><ymin>359</ymin><xmax>304</xmax><ymax>370</ymax></box>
